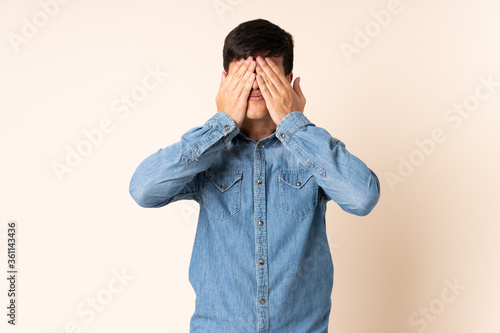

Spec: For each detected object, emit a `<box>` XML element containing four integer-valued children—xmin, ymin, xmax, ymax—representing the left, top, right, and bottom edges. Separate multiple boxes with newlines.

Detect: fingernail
<box><xmin>240</xmin><ymin>58</ymin><xmax>244</xmax><ymax>62</ymax></box>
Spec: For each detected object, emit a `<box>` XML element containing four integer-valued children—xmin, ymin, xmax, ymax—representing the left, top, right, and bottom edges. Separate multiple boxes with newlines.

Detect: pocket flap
<box><xmin>205</xmin><ymin>170</ymin><xmax>243</xmax><ymax>193</ymax></box>
<box><xmin>278</xmin><ymin>169</ymin><xmax>314</xmax><ymax>189</ymax></box>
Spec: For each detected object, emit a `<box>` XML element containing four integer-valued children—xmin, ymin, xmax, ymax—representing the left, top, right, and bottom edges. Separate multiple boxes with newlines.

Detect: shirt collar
<box><xmin>236</xmin><ymin>130</ymin><xmax>279</xmax><ymax>145</ymax></box>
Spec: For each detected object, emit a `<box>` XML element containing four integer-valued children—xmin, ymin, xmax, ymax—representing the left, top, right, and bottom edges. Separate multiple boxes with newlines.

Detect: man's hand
<box><xmin>215</xmin><ymin>56</ymin><xmax>256</xmax><ymax>128</ymax></box>
<box><xmin>255</xmin><ymin>56</ymin><xmax>306</xmax><ymax>126</ymax></box>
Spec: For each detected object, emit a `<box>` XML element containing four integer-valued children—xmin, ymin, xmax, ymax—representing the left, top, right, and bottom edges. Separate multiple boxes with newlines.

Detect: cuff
<box><xmin>206</xmin><ymin>111</ymin><xmax>240</xmax><ymax>142</ymax></box>
<box><xmin>275</xmin><ymin>111</ymin><xmax>312</xmax><ymax>144</ymax></box>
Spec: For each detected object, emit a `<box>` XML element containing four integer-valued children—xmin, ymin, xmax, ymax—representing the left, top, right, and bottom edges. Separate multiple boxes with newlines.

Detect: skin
<box><xmin>215</xmin><ymin>55</ymin><xmax>306</xmax><ymax>142</ymax></box>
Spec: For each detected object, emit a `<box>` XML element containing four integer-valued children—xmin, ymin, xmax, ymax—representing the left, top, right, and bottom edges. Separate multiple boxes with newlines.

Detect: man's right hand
<box><xmin>215</xmin><ymin>56</ymin><xmax>256</xmax><ymax>128</ymax></box>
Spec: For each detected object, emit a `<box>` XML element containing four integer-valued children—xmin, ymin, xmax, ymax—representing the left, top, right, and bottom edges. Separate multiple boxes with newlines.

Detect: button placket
<box><xmin>254</xmin><ymin>141</ymin><xmax>269</xmax><ymax>331</ymax></box>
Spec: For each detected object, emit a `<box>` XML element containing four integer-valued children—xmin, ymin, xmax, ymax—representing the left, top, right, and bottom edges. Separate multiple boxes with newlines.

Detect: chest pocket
<box><xmin>203</xmin><ymin>169</ymin><xmax>243</xmax><ymax>220</ymax></box>
<box><xmin>278</xmin><ymin>168</ymin><xmax>318</xmax><ymax>220</ymax></box>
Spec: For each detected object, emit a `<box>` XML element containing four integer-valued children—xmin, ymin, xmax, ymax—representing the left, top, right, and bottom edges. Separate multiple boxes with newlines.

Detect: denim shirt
<box><xmin>129</xmin><ymin>111</ymin><xmax>380</xmax><ymax>333</ymax></box>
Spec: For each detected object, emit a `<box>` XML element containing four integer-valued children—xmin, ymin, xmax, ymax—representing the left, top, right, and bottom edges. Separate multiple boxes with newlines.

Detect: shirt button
<box><xmin>296</xmin><ymin>182</ymin><xmax>301</xmax><ymax>186</ymax></box>
<box><xmin>258</xmin><ymin>221</ymin><xmax>263</xmax><ymax>226</ymax></box>
<box><xmin>220</xmin><ymin>184</ymin><xmax>226</xmax><ymax>189</ymax></box>
<box><xmin>281</xmin><ymin>133</ymin><xmax>285</xmax><ymax>138</ymax></box>
<box><xmin>257</xmin><ymin>179</ymin><xmax>262</xmax><ymax>184</ymax></box>
<box><xmin>257</xmin><ymin>144</ymin><xmax>262</xmax><ymax>149</ymax></box>
<box><xmin>259</xmin><ymin>259</ymin><xmax>264</xmax><ymax>265</ymax></box>
<box><xmin>224</xmin><ymin>125</ymin><xmax>230</xmax><ymax>130</ymax></box>
<box><xmin>260</xmin><ymin>299</ymin><xmax>266</xmax><ymax>304</ymax></box>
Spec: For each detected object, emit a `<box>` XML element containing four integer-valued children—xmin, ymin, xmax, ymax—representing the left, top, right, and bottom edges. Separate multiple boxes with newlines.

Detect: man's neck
<box><xmin>239</xmin><ymin>115</ymin><xmax>277</xmax><ymax>142</ymax></box>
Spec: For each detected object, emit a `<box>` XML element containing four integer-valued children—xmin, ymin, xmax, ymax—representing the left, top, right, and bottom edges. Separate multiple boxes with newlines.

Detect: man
<box><xmin>129</xmin><ymin>18</ymin><xmax>380</xmax><ymax>333</ymax></box>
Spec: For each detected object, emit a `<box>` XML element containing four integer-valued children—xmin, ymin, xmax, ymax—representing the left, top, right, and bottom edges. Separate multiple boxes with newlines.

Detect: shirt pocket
<box><xmin>202</xmin><ymin>169</ymin><xmax>243</xmax><ymax>220</ymax></box>
<box><xmin>278</xmin><ymin>168</ymin><xmax>318</xmax><ymax>220</ymax></box>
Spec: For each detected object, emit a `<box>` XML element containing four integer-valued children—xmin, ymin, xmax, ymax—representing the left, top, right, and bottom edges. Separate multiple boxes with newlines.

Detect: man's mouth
<box><xmin>249</xmin><ymin>94</ymin><xmax>264</xmax><ymax>101</ymax></box>
<box><xmin>249</xmin><ymin>92</ymin><xmax>263</xmax><ymax>100</ymax></box>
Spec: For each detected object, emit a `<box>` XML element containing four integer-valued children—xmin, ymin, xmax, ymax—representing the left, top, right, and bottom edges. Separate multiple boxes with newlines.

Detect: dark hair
<box><xmin>223</xmin><ymin>19</ymin><xmax>294</xmax><ymax>76</ymax></box>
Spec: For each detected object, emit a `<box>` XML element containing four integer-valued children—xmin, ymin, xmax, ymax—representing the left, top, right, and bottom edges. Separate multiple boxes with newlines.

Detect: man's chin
<box><xmin>245</xmin><ymin>106</ymin><xmax>269</xmax><ymax>120</ymax></box>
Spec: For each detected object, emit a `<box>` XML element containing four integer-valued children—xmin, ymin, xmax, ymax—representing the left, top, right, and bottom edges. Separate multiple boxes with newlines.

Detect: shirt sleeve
<box><xmin>275</xmin><ymin>111</ymin><xmax>381</xmax><ymax>216</ymax></box>
<box><xmin>129</xmin><ymin>111</ymin><xmax>240</xmax><ymax>208</ymax></box>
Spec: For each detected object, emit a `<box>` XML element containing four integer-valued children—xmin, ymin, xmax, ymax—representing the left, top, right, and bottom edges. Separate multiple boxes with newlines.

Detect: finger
<box><xmin>224</xmin><ymin>57</ymin><xmax>246</xmax><ymax>86</ymax></box>
<box><xmin>256</xmin><ymin>63</ymin><xmax>277</xmax><ymax>97</ymax></box>
<box><xmin>263</xmin><ymin>57</ymin><xmax>290</xmax><ymax>87</ymax></box>
<box><xmin>231</xmin><ymin>57</ymin><xmax>246</xmax><ymax>73</ymax></box>
<box><xmin>227</xmin><ymin>57</ymin><xmax>253</xmax><ymax>92</ymax></box>
<box><xmin>236</xmin><ymin>60</ymin><xmax>256</xmax><ymax>93</ymax></box>
<box><xmin>256</xmin><ymin>74</ymin><xmax>272</xmax><ymax>101</ymax></box>
<box><xmin>236</xmin><ymin>62</ymin><xmax>256</xmax><ymax>98</ymax></box>
<box><xmin>293</xmin><ymin>77</ymin><xmax>304</xmax><ymax>99</ymax></box>
<box><xmin>239</xmin><ymin>72</ymin><xmax>256</xmax><ymax>99</ymax></box>
<box><xmin>256</xmin><ymin>56</ymin><xmax>283</xmax><ymax>92</ymax></box>
<box><xmin>220</xmin><ymin>70</ymin><xmax>227</xmax><ymax>86</ymax></box>
<box><xmin>232</xmin><ymin>56</ymin><xmax>253</xmax><ymax>81</ymax></box>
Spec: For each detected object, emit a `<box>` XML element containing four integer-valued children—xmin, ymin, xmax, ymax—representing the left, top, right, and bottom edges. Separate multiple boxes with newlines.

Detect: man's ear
<box><xmin>287</xmin><ymin>72</ymin><xmax>293</xmax><ymax>83</ymax></box>
<box><xmin>223</xmin><ymin>69</ymin><xmax>228</xmax><ymax>76</ymax></box>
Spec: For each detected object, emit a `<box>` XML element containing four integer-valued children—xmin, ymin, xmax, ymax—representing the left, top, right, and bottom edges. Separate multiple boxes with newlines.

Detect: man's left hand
<box><xmin>255</xmin><ymin>56</ymin><xmax>306</xmax><ymax>126</ymax></box>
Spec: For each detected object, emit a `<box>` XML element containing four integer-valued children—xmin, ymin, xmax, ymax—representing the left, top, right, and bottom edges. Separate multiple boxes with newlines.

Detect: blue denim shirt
<box><xmin>129</xmin><ymin>111</ymin><xmax>380</xmax><ymax>333</ymax></box>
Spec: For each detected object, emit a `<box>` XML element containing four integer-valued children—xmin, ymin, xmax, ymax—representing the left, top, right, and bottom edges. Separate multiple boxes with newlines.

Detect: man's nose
<box><xmin>252</xmin><ymin>75</ymin><xmax>259</xmax><ymax>90</ymax></box>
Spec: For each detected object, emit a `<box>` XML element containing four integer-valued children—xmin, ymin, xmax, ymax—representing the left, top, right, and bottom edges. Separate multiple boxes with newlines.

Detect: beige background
<box><xmin>1</xmin><ymin>0</ymin><xmax>499</xmax><ymax>332</ymax></box>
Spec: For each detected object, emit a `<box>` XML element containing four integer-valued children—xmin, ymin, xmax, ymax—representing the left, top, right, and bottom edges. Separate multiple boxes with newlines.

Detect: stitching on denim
<box><xmin>204</xmin><ymin>200</ymin><xmax>241</xmax><ymax>221</ymax></box>
<box><xmin>202</xmin><ymin>169</ymin><xmax>243</xmax><ymax>220</ymax></box>
<box><xmin>288</xmin><ymin>140</ymin><xmax>326</xmax><ymax>178</ymax></box>
<box><xmin>288</xmin><ymin>118</ymin><xmax>310</xmax><ymax>137</ymax></box>
<box><xmin>278</xmin><ymin>170</ymin><xmax>318</xmax><ymax>220</ymax></box>
<box><xmin>278</xmin><ymin>169</ymin><xmax>314</xmax><ymax>188</ymax></box>
<box><xmin>181</xmin><ymin>132</ymin><xmax>220</xmax><ymax>166</ymax></box>
<box><xmin>205</xmin><ymin>170</ymin><xmax>243</xmax><ymax>192</ymax></box>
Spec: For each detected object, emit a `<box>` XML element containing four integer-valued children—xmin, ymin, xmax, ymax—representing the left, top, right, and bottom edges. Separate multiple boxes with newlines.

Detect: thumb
<box><xmin>293</xmin><ymin>77</ymin><xmax>303</xmax><ymax>97</ymax></box>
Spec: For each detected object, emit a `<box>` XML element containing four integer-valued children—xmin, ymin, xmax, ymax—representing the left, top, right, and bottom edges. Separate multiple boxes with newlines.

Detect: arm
<box><xmin>130</xmin><ymin>55</ymin><xmax>256</xmax><ymax>208</ymax></box>
<box><xmin>275</xmin><ymin>111</ymin><xmax>380</xmax><ymax>216</ymax></box>
<box><xmin>254</xmin><ymin>56</ymin><xmax>380</xmax><ymax>216</ymax></box>
<box><xmin>129</xmin><ymin>111</ymin><xmax>239</xmax><ymax>208</ymax></box>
